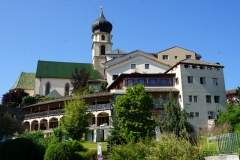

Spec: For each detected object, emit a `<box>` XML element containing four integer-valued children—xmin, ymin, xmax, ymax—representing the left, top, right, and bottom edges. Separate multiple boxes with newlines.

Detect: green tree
<box><xmin>114</xmin><ymin>84</ymin><xmax>155</xmax><ymax>142</ymax></box>
<box><xmin>217</xmin><ymin>86</ymin><xmax>240</xmax><ymax>134</ymax></box>
<box><xmin>99</xmin><ymin>81</ymin><xmax>108</xmax><ymax>92</ymax></box>
<box><xmin>61</xmin><ymin>96</ymin><xmax>90</xmax><ymax>140</ymax></box>
<box><xmin>0</xmin><ymin>112</ymin><xmax>23</xmax><ymax>140</ymax></box>
<box><xmin>70</xmin><ymin>67</ymin><xmax>90</xmax><ymax>94</ymax></box>
<box><xmin>161</xmin><ymin>92</ymin><xmax>193</xmax><ymax>137</ymax></box>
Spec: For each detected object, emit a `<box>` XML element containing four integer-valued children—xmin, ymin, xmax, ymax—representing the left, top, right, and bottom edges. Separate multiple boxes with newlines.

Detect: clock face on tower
<box><xmin>99</xmin><ymin>60</ymin><xmax>105</xmax><ymax>68</ymax></box>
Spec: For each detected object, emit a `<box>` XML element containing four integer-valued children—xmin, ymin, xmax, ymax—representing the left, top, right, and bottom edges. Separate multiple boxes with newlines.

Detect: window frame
<box><xmin>130</xmin><ymin>63</ymin><xmax>136</xmax><ymax>69</ymax></box>
<box><xmin>101</xmin><ymin>35</ymin><xmax>105</xmax><ymax>40</ymax></box>
<box><xmin>145</xmin><ymin>64</ymin><xmax>150</xmax><ymax>69</ymax></box>
<box><xmin>214</xmin><ymin>96</ymin><xmax>220</xmax><ymax>103</ymax></box>
<box><xmin>208</xmin><ymin>111</ymin><xmax>214</xmax><ymax>119</ymax></box>
<box><xmin>187</xmin><ymin>76</ymin><xmax>193</xmax><ymax>83</ymax></box>
<box><xmin>100</xmin><ymin>45</ymin><xmax>105</xmax><ymax>55</ymax></box>
<box><xmin>194</xmin><ymin>96</ymin><xmax>198</xmax><ymax>102</ymax></box>
<box><xmin>200</xmin><ymin>77</ymin><xmax>206</xmax><ymax>84</ymax></box>
<box><xmin>188</xmin><ymin>95</ymin><xmax>193</xmax><ymax>102</ymax></box>
<box><xmin>45</xmin><ymin>82</ymin><xmax>51</xmax><ymax>95</ymax></box>
<box><xmin>195</xmin><ymin>112</ymin><xmax>200</xmax><ymax>117</ymax></box>
<box><xmin>186</xmin><ymin>55</ymin><xmax>192</xmax><ymax>59</ymax></box>
<box><xmin>212</xmin><ymin>78</ymin><xmax>218</xmax><ymax>85</ymax></box>
<box><xmin>162</xmin><ymin>55</ymin><xmax>168</xmax><ymax>60</ymax></box>
<box><xmin>206</xmin><ymin>95</ymin><xmax>212</xmax><ymax>103</ymax></box>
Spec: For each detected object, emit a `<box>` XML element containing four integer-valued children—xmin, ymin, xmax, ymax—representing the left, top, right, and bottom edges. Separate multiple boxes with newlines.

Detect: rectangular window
<box><xmin>175</xmin><ymin>56</ymin><xmax>178</xmax><ymax>59</ymax></box>
<box><xmin>214</xmin><ymin>96</ymin><xmax>220</xmax><ymax>103</ymax></box>
<box><xmin>195</xmin><ymin>112</ymin><xmax>200</xmax><ymax>117</ymax></box>
<box><xmin>186</xmin><ymin>55</ymin><xmax>192</xmax><ymax>59</ymax></box>
<box><xmin>208</xmin><ymin>111</ymin><xmax>214</xmax><ymax>119</ymax></box>
<box><xmin>131</xmin><ymin>64</ymin><xmax>136</xmax><ymax>69</ymax></box>
<box><xmin>189</xmin><ymin>95</ymin><xmax>192</xmax><ymax>102</ymax></box>
<box><xmin>200</xmin><ymin>77</ymin><xmax>206</xmax><ymax>84</ymax></box>
<box><xmin>112</xmin><ymin>75</ymin><xmax>118</xmax><ymax>80</ymax></box>
<box><xmin>187</xmin><ymin>76</ymin><xmax>193</xmax><ymax>83</ymax></box>
<box><xmin>194</xmin><ymin>96</ymin><xmax>198</xmax><ymax>102</ymax></box>
<box><xmin>162</xmin><ymin>55</ymin><xmax>168</xmax><ymax>60</ymax></box>
<box><xmin>212</xmin><ymin>78</ymin><xmax>218</xmax><ymax>85</ymax></box>
<box><xmin>145</xmin><ymin>64</ymin><xmax>149</xmax><ymax>69</ymax></box>
<box><xmin>206</xmin><ymin>95</ymin><xmax>211</xmax><ymax>103</ymax></box>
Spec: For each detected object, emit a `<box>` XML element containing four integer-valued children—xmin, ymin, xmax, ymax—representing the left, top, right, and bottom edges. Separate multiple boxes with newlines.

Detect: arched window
<box><xmin>45</xmin><ymin>82</ymin><xmax>51</xmax><ymax>95</ymax></box>
<box><xmin>101</xmin><ymin>45</ymin><xmax>105</xmax><ymax>55</ymax></box>
<box><xmin>101</xmin><ymin>35</ymin><xmax>105</xmax><ymax>40</ymax></box>
<box><xmin>65</xmin><ymin>83</ymin><xmax>70</xmax><ymax>96</ymax></box>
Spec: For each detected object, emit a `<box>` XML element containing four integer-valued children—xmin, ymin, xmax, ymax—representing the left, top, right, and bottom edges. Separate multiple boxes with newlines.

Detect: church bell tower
<box><xmin>91</xmin><ymin>6</ymin><xmax>113</xmax><ymax>79</ymax></box>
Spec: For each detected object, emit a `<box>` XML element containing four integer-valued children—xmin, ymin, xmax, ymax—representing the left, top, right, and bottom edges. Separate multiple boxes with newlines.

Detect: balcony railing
<box><xmin>154</xmin><ymin>103</ymin><xmax>164</xmax><ymax>109</ymax></box>
<box><xmin>87</xmin><ymin>103</ymin><xmax>112</xmax><ymax>111</ymax></box>
<box><xmin>25</xmin><ymin>109</ymin><xmax>65</xmax><ymax>120</ymax></box>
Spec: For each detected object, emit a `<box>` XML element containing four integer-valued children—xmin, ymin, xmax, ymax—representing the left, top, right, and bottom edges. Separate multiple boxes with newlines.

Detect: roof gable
<box><xmin>106</xmin><ymin>54</ymin><xmax>171</xmax><ymax>71</ymax></box>
<box><xmin>11</xmin><ymin>72</ymin><xmax>35</xmax><ymax>90</ymax></box>
<box><xmin>158</xmin><ymin>46</ymin><xmax>196</xmax><ymax>55</ymax></box>
<box><xmin>36</xmin><ymin>60</ymin><xmax>99</xmax><ymax>79</ymax></box>
<box><xmin>106</xmin><ymin>50</ymin><xmax>157</xmax><ymax>67</ymax></box>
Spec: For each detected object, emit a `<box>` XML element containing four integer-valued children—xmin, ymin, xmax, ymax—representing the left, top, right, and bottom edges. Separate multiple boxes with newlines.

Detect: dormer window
<box><xmin>101</xmin><ymin>35</ymin><xmax>105</xmax><ymax>40</ymax></box>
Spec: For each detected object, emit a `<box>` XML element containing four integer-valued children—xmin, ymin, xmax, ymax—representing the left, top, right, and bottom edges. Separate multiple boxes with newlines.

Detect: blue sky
<box><xmin>0</xmin><ymin>0</ymin><xmax>240</xmax><ymax>99</ymax></box>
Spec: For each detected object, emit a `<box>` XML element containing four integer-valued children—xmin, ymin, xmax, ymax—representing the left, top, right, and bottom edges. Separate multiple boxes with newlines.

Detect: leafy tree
<box><xmin>61</xmin><ymin>96</ymin><xmax>90</xmax><ymax>140</ymax></box>
<box><xmin>217</xmin><ymin>88</ymin><xmax>240</xmax><ymax>133</ymax></box>
<box><xmin>99</xmin><ymin>81</ymin><xmax>108</xmax><ymax>92</ymax></box>
<box><xmin>1</xmin><ymin>88</ymin><xmax>29</xmax><ymax>106</ymax></box>
<box><xmin>161</xmin><ymin>92</ymin><xmax>193</xmax><ymax>137</ymax></box>
<box><xmin>113</xmin><ymin>84</ymin><xmax>155</xmax><ymax>142</ymax></box>
<box><xmin>0</xmin><ymin>112</ymin><xmax>24</xmax><ymax>140</ymax></box>
<box><xmin>22</xmin><ymin>95</ymin><xmax>37</xmax><ymax>105</ymax></box>
<box><xmin>82</xmin><ymin>83</ymin><xmax>95</xmax><ymax>95</ymax></box>
<box><xmin>70</xmin><ymin>67</ymin><xmax>90</xmax><ymax>94</ymax></box>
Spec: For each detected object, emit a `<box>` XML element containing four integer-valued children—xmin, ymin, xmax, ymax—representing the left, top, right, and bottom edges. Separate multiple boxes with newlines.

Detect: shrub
<box><xmin>109</xmin><ymin>134</ymin><xmax>201</xmax><ymax>160</ymax></box>
<box><xmin>44</xmin><ymin>140</ymin><xmax>84</xmax><ymax>160</ymax></box>
<box><xmin>0</xmin><ymin>138</ymin><xmax>36</xmax><ymax>160</ymax></box>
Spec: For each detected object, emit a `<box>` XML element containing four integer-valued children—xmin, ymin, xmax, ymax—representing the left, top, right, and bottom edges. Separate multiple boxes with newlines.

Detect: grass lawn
<box><xmin>81</xmin><ymin>141</ymin><xmax>108</xmax><ymax>151</ymax></box>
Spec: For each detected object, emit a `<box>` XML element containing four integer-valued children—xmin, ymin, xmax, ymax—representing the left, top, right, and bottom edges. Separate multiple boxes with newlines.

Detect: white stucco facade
<box><xmin>35</xmin><ymin>78</ymin><xmax>72</xmax><ymax>96</ymax></box>
<box><xmin>106</xmin><ymin>55</ymin><xmax>170</xmax><ymax>86</ymax></box>
<box><xmin>167</xmin><ymin>62</ymin><xmax>226</xmax><ymax>130</ymax></box>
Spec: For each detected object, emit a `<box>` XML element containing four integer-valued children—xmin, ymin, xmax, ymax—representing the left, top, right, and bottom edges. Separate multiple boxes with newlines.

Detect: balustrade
<box><xmin>87</xmin><ymin>103</ymin><xmax>112</xmax><ymax>111</ymax></box>
<box><xmin>25</xmin><ymin>109</ymin><xmax>65</xmax><ymax>120</ymax></box>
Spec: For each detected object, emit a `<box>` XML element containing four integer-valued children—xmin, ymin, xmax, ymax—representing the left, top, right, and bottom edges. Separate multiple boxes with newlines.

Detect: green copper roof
<box><xmin>36</xmin><ymin>60</ymin><xmax>99</xmax><ymax>79</ymax></box>
<box><xmin>11</xmin><ymin>72</ymin><xmax>35</xmax><ymax>90</ymax></box>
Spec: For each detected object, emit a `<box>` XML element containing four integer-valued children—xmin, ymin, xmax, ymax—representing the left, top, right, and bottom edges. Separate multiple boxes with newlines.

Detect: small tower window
<box><xmin>101</xmin><ymin>35</ymin><xmax>105</xmax><ymax>40</ymax></box>
<box><xmin>65</xmin><ymin>83</ymin><xmax>70</xmax><ymax>96</ymax></box>
<box><xmin>45</xmin><ymin>82</ymin><xmax>51</xmax><ymax>95</ymax></box>
<box><xmin>101</xmin><ymin>45</ymin><xmax>105</xmax><ymax>55</ymax></box>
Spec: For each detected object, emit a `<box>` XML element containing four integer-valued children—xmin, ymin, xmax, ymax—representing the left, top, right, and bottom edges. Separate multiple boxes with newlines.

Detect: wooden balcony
<box><xmin>24</xmin><ymin>109</ymin><xmax>65</xmax><ymax>120</ymax></box>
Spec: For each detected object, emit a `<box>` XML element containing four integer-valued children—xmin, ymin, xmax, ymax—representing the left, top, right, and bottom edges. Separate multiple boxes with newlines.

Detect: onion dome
<box><xmin>92</xmin><ymin>10</ymin><xmax>112</xmax><ymax>34</ymax></box>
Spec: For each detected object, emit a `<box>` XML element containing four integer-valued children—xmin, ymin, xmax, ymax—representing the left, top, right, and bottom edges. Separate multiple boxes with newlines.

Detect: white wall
<box><xmin>35</xmin><ymin>78</ymin><xmax>72</xmax><ymax>96</ymax></box>
<box><xmin>106</xmin><ymin>56</ymin><xmax>169</xmax><ymax>86</ymax></box>
<box><xmin>173</xmin><ymin>64</ymin><xmax>226</xmax><ymax>130</ymax></box>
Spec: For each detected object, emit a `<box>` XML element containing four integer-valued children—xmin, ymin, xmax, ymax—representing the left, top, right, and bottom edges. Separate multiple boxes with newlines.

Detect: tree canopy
<box><xmin>113</xmin><ymin>84</ymin><xmax>155</xmax><ymax>142</ymax></box>
<box><xmin>70</xmin><ymin>67</ymin><xmax>90</xmax><ymax>94</ymax></box>
<box><xmin>161</xmin><ymin>92</ymin><xmax>193</xmax><ymax>137</ymax></box>
<box><xmin>61</xmin><ymin>96</ymin><xmax>90</xmax><ymax>140</ymax></box>
<box><xmin>0</xmin><ymin>112</ymin><xmax>23</xmax><ymax>140</ymax></box>
<box><xmin>217</xmin><ymin>87</ymin><xmax>240</xmax><ymax>134</ymax></box>
<box><xmin>1</xmin><ymin>89</ymin><xmax>29</xmax><ymax>106</ymax></box>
